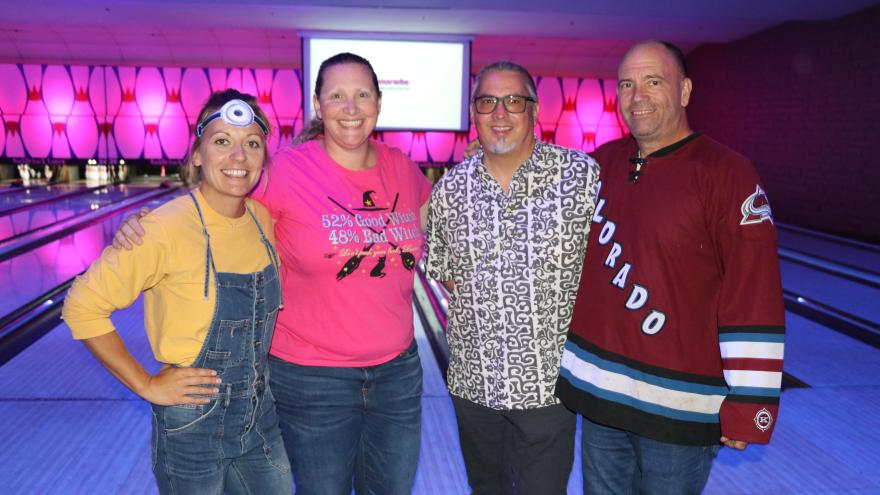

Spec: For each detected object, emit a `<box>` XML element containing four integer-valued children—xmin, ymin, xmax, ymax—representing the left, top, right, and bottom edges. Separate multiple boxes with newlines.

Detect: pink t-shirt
<box><xmin>254</xmin><ymin>140</ymin><xmax>432</xmax><ymax>366</ymax></box>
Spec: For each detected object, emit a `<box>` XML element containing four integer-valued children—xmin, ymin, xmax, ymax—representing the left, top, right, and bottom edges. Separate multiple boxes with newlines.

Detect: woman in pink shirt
<box><xmin>117</xmin><ymin>53</ymin><xmax>431</xmax><ymax>494</ymax></box>
<box><xmin>256</xmin><ymin>53</ymin><xmax>431</xmax><ymax>494</ymax></box>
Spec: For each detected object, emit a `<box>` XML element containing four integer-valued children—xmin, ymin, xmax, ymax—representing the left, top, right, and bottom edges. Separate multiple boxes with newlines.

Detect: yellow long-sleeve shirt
<box><xmin>63</xmin><ymin>189</ymin><xmax>276</xmax><ymax>366</ymax></box>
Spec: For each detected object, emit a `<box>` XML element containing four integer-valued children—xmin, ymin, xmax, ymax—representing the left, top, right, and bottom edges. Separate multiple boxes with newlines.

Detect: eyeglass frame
<box><xmin>472</xmin><ymin>94</ymin><xmax>537</xmax><ymax>114</ymax></box>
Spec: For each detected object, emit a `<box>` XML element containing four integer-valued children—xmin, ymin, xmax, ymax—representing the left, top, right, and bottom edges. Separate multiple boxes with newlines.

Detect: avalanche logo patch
<box><xmin>754</xmin><ymin>408</ymin><xmax>773</xmax><ymax>432</ymax></box>
<box><xmin>740</xmin><ymin>185</ymin><xmax>774</xmax><ymax>225</ymax></box>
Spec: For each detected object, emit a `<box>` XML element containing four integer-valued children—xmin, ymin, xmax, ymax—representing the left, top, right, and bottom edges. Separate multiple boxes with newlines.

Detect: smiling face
<box><xmin>471</xmin><ymin>69</ymin><xmax>538</xmax><ymax>158</ymax></box>
<box><xmin>313</xmin><ymin>62</ymin><xmax>381</xmax><ymax>157</ymax></box>
<box><xmin>192</xmin><ymin>118</ymin><xmax>266</xmax><ymax>217</ymax></box>
<box><xmin>617</xmin><ymin>42</ymin><xmax>693</xmax><ymax>154</ymax></box>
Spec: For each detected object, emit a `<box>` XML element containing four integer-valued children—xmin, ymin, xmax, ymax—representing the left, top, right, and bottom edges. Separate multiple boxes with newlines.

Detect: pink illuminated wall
<box><xmin>0</xmin><ymin>63</ymin><xmax>625</xmax><ymax>164</ymax></box>
<box><xmin>0</xmin><ymin>64</ymin><xmax>304</xmax><ymax>162</ymax></box>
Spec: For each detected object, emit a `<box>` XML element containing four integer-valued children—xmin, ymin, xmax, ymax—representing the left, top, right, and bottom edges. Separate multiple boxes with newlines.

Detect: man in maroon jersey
<box><xmin>556</xmin><ymin>40</ymin><xmax>785</xmax><ymax>493</ymax></box>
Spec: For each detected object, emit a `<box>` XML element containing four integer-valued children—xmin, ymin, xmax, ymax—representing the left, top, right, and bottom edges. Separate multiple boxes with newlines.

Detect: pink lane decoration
<box><xmin>0</xmin><ymin>62</ymin><xmax>627</xmax><ymax>164</ymax></box>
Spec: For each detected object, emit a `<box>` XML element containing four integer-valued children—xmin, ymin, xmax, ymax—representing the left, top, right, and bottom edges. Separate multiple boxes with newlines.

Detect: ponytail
<box><xmin>293</xmin><ymin>118</ymin><xmax>324</xmax><ymax>145</ymax></box>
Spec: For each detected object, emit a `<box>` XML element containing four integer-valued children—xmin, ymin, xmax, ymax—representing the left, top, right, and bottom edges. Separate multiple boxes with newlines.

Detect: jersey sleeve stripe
<box><xmin>720</xmin><ymin>341</ymin><xmax>784</xmax><ymax>360</ymax></box>
<box><xmin>724</xmin><ymin>394</ymin><xmax>780</xmax><ymax>405</ymax></box>
<box><xmin>722</xmin><ymin>357</ymin><xmax>784</xmax><ymax>372</ymax></box>
<box><xmin>726</xmin><ymin>385</ymin><xmax>781</xmax><ymax>398</ymax></box>
<box><xmin>719</xmin><ymin>332</ymin><xmax>785</xmax><ymax>343</ymax></box>
<box><xmin>722</xmin><ymin>369</ymin><xmax>783</xmax><ymax>389</ymax></box>
<box><xmin>718</xmin><ymin>325</ymin><xmax>785</xmax><ymax>335</ymax></box>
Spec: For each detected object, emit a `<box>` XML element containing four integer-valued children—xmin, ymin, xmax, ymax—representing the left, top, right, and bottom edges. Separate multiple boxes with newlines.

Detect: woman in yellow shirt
<box><xmin>62</xmin><ymin>90</ymin><xmax>291</xmax><ymax>494</ymax></box>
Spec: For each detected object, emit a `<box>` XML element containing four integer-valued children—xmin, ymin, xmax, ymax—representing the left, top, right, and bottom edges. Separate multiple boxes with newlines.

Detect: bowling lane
<box><xmin>777</xmin><ymin>222</ymin><xmax>880</xmax><ymax>274</ymax></box>
<box><xmin>0</xmin><ymin>183</ymin><xmax>94</xmax><ymax>213</ymax></box>
<box><xmin>0</xmin><ymin>183</ymin><xmax>53</xmax><ymax>196</ymax></box>
<box><xmin>0</xmin><ymin>185</ymin><xmax>158</xmax><ymax>244</ymax></box>
<box><xmin>0</xmin><ymin>188</ymin><xmax>185</xmax><ymax>318</ymax></box>
<box><xmin>0</xmin><ymin>297</ymin><xmax>161</xmax><ymax>494</ymax></box>
<box><xmin>780</xmin><ymin>259</ymin><xmax>880</xmax><ymax>324</ymax></box>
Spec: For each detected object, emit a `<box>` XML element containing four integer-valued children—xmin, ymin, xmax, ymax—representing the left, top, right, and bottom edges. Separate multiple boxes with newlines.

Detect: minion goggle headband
<box><xmin>195</xmin><ymin>99</ymin><xmax>269</xmax><ymax>138</ymax></box>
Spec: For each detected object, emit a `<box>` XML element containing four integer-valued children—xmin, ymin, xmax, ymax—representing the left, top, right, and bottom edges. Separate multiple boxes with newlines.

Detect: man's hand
<box><xmin>720</xmin><ymin>436</ymin><xmax>749</xmax><ymax>450</ymax></box>
<box><xmin>112</xmin><ymin>208</ymin><xmax>150</xmax><ymax>250</ymax></box>
<box><xmin>463</xmin><ymin>139</ymin><xmax>481</xmax><ymax>159</ymax></box>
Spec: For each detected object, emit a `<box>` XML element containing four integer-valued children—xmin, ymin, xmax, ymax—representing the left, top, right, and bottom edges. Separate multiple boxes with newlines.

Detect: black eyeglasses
<box><xmin>473</xmin><ymin>95</ymin><xmax>536</xmax><ymax>114</ymax></box>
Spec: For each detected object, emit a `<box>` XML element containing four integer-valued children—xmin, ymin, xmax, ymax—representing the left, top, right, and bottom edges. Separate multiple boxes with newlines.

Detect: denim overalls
<box><xmin>151</xmin><ymin>193</ymin><xmax>292</xmax><ymax>495</ymax></box>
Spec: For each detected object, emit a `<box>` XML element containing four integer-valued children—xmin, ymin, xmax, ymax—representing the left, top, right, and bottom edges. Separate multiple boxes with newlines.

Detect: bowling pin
<box><xmin>68</xmin><ymin>65</ymin><xmax>99</xmax><ymax>159</ymax></box>
<box><xmin>114</xmin><ymin>66</ymin><xmax>145</xmax><ymax>160</ymax></box>
<box><xmin>0</xmin><ymin>64</ymin><xmax>27</xmax><ymax>158</ymax></box>
<box><xmin>20</xmin><ymin>64</ymin><xmax>52</xmax><ymax>159</ymax></box>
<box><xmin>536</xmin><ymin>76</ymin><xmax>563</xmax><ymax>144</ymax></box>
<box><xmin>575</xmin><ymin>79</ymin><xmax>604</xmax><ymax>152</ymax></box>
<box><xmin>270</xmin><ymin>69</ymin><xmax>301</xmax><ymax>151</ymax></box>
<box><xmin>42</xmin><ymin>65</ymin><xmax>75</xmax><ymax>159</ymax></box>
<box><xmin>91</xmin><ymin>66</ymin><xmax>122</xmax><ymax>162</ymax></box>
<box><xmin>158</xmin><ymin>67</ymin><xmax>188</xmax><ymax>161</ymax></box>
<box><xmin>136</xmin><ymin>66</ymin><xmax>166</xmax><ymax>160</ymax></box>
<box><xmin>555</xmin><ymin>77</ymin><xmax>583</xmax><ymax>150</ymax></box>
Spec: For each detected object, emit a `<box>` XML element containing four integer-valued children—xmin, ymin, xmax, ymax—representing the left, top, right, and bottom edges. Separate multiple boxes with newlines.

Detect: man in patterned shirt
<box><xmin>426</xmin><ymin>61</ymin><xmax>600</xmax><ymax>494</ymax></box>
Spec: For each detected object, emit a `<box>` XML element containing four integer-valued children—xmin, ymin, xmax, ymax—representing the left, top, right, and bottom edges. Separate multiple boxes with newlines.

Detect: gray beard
<box><xmin>484</xmin><ymin>138</ymin><xmax>517</xmax><ymax>155</ymax></box>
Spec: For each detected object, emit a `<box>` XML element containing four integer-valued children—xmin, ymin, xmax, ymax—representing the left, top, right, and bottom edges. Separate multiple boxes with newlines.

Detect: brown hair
<box><xmin>293</xmin><ymin>52</ymin><xmax>381</xmax><ymax>145</ymax></box>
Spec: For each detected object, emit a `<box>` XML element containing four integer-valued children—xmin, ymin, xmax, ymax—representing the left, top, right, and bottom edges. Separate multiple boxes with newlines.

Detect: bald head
<box><xmin>616</xmin><ymin>40</ymin><xmax>693</xmax><ymax>155</ymax></box>
<box><xmin>620</xmin><ymin>41</ymin><xmax>688</xmax><ymax>78</ymax></box>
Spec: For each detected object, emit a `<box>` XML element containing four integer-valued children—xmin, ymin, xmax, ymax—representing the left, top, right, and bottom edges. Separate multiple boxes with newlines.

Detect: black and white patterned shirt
<box><xmin>426</xmin><ymin>141</ymin><xmax>600</xmax><ymax>410</ymax></box>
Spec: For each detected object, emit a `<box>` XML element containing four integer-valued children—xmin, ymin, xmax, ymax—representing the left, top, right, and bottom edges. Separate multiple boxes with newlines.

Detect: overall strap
<box><xmin>245</xmin><ymin>202</ymin><xmax>284</xmax><ymax>308</ymax></box>
<box><xmin>188</xmin><ymin>191</ymin><xmax>217</xmax><ymax>300</ymax></box>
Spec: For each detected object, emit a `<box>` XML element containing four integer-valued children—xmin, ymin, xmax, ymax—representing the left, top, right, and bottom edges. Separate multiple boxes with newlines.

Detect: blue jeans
<box><xmin>582</xmin><ymin>417</ymin><xmax>720</xmax><ymax>495</ymax></box>
<box><xmin>151</xmin><ymin>385</ymin><xmax>292</xmax><ymax>495</ymax></box>
<box><xmin>269</xmin><ymin>340</ymin><xmax>422</xmax><ymax>495</ymax></box>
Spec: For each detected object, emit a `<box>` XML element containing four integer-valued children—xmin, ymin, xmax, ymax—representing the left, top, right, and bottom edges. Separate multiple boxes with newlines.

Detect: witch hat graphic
<box><xmin>353</xmin><ymin>190</ymin><xmax>388</xmax><ymax>211</ymax></box>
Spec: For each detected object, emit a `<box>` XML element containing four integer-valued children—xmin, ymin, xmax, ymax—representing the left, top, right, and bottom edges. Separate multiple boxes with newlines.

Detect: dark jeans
<box><xmin>582</xmin><ymin>417</ymin><xmax>720</xmax><ymax>495</ymax></box>
<box><xmin>270</xmin><ymin>340</ymin><xmax>422</xmax><ymax>495</ymax></box>
<box><xmin>452</xmin><ymin>395</ymin><xmax>576</xmax><ymax>495</ymax></box>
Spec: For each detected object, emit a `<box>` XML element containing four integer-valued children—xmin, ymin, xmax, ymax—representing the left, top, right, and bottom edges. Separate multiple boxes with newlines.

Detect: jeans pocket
<box><xmin>397</xmin><ymin>340</ymin><xmax>419</xmax><ymax>359</ymax></box>
<box><xmin>217</xmin><ymin>318</ymin><xmax>251</xmax><ymax>362</ymax></box>
<box><xmin>163</xmin><ymin>399</ymin><xmax>220</xmax><ymax>435</ymax></box>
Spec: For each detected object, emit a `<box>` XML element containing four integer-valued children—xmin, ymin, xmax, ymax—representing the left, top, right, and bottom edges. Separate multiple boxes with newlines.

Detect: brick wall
<box><xmin>686</xmin><ymin>5</ymin><xmax>880</xmax><ymax>242</ymax></box>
